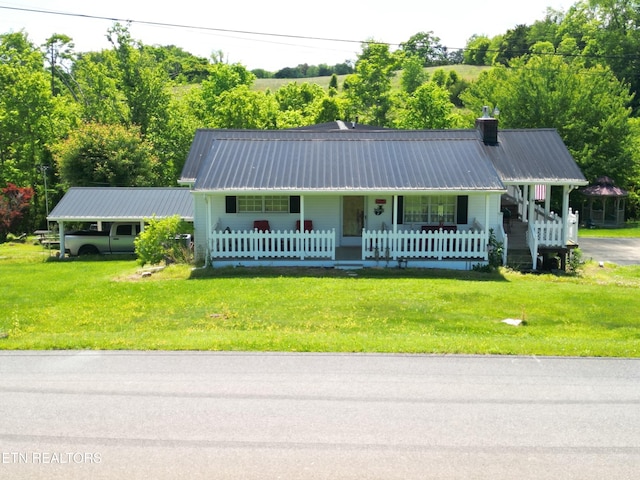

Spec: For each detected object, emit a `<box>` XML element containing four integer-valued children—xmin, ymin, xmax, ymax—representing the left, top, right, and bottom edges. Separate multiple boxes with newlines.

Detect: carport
<box><xmin>47</xmin><ymin>187</ymin><xmax>194</xmax><ymax>259</ymax></box>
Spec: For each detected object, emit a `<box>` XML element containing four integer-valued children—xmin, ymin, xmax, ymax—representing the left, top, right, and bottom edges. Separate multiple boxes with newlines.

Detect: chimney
<box><xmin>475</xmin><ymin>106</ymin><xmax>499</xmax><ymax>145</ymax></box>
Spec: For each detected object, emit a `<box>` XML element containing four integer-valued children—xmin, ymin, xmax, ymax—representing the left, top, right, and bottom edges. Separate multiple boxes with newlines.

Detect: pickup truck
<box><xmin>64</xmin><ymin>222</ymin><xmax>141</xmax><ymax>256</ymax></box>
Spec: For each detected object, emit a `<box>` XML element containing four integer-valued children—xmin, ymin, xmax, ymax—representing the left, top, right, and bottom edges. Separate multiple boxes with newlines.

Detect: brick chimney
<box><xmin>475</xmin><ymin>106</ymin><xmax>499</xmax><ymax>145</ymax></box>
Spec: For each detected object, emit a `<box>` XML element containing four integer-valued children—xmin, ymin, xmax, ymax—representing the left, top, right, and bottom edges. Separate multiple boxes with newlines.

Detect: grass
<box><xmin>578</xmin><ymin>222</ymin><xmax>640</xmax><ymax>238</ymax></box>
<box><xmin>253</xmin><ymin>65</ymin><xmax>489</xmax><ymax>91</ymax></box>
<box><xmin>1</xmin><ymin>240</ymin><xmax>639</xmax><ymax>356</ymax></box>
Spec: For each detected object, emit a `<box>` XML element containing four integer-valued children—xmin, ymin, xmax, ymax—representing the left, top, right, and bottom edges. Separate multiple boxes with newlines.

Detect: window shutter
<box><xmin>457</xmin><ymin>196</ymin><xmax>468</xmax><ymax>224</ymax></box>
<box><xmin>225</xmin><ymin>196</ymin><xmax>237</xmax><ymax>213</ymax></box>
<box><xmin>395</xmin><ymin>196</ymin><xmax>404</xmax><ymax>224</ymax></box>
<box><xmin>290</xmin><ymin>196</ymin><xmax>300</xmax><ymax>213</ymax></box>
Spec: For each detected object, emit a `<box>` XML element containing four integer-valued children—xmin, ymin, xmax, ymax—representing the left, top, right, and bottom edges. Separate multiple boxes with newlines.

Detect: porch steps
<box><xmin>334</xmin><ymin>262</ymin><xmax>365</xmax><ymax>270</ymax></box>
<box><xmin>505</xmin><ymin>219</ymin><xmax>533</xmax><ymax>270</ymax></box>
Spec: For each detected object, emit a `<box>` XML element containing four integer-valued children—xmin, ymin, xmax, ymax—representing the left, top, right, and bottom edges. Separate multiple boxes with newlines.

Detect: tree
<box><xmin>463</xmin><ymin>35</ymin><xmax>492</xmax><ymax>65</ymax></box>
<box><xmin>556</xmin><ymin>0</ymin><xmax>640</xmax><ymax>112</ymax></box>
<box><xmin>344</xmin><ymin>41</ymin><xmax>398</xmax><ymax>126</ymax></box>
<box><xmin>0</xmin><ymin>31</ymin><xmax>74</xmax><ymax>231</ymax></box>
<box><xmin>0</xmin><ymin>183</ymin><xmax>33</xmax><ymax>242</ymax></box>
<box><xmin>461</xmin><ymin>43</ymin><xmax>636</xmax><ymax>187</ymax></box>
<box><xmin>43</xmin><ymin>34</ymin><xmax>76</xmax><ymax>97</ymax></box>
<box><xmin>493</xmin><ymin>24</ymin><xmax>533</xmax><ymax>65</ymax></box>
<box><xmin>400</xmin><ymin>31</ymin><xmax>448</xmax><ymax>66</ymax></box>
<box><xmin>106</xmin><ymin>23</ymin><xmax>172</xmax><ymax>136</ymax></box>
<box><xmin>400</xmin><ymin>55</ymin><xmax>429</xmax><ymax>94</ymax></box>
<box><xmin>207</xmin><ymin>86</ymin><xmax>277</xmax><ymax>129</ymax></box>
<box><xmin>394</xmin><ymin>82</ymin><xmax>458</xmax><ymax>129</ymax></box>
<box><xmin>52</xmin><ymin>122</ymin><xmax>159</xmax><ymax>187</ymax></box>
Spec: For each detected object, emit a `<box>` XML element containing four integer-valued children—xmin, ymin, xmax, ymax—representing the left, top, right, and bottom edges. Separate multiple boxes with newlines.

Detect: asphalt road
<box><xmin>578</xmin><ymin>237</ymin><xmax>640</xmax><ymax>266</ymax></box>
<box><xmin>0</xmin><ymin>352</ymin><xmax>639</xmax><ymax>480</ymax></box>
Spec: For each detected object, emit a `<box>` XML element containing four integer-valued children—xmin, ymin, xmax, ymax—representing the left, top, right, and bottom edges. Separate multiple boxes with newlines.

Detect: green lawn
<box><xmin>1</xmin><ymin>241</ymin><xmax>639</xmax><ymax>356</ymax></box>
<box><xmin>578</xmin><ymin>222</ymin><xmax>640</xmax><ymax>238</ymax></box>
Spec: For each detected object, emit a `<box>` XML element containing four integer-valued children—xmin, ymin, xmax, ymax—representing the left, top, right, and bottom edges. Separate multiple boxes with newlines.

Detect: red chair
<box><xmin>253</xmin><ymin>220</ymin><xmax>271</xmax><ymax>232</ymax></box>
<box><xmin>295</xmin><ymin>220</ymin><xmax>313</xmax><ymax>232</ymax></box>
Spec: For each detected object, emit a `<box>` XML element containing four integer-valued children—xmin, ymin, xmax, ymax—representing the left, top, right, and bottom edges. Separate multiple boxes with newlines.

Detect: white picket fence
<box><xmin>362</xmin><ymin>229</ymin><xmax>488</xmax><ymax>261</ymax></box>
<box><xmin>210</xmin><ymin>229</ymin><xmax>336</xmax><ymax>260</ymax></box>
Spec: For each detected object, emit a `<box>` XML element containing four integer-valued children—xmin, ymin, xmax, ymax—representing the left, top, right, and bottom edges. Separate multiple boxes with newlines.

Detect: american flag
<box><xmin>535</xmin><ymin>184</ymin><xmax>546</xmax><ymax>201</ymax></box>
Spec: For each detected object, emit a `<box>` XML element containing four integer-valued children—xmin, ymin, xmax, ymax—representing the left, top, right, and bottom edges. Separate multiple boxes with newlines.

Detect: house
<box><xmin>180</xmin><ymin>113</ymin><xmax>587</xmax><ymax>270</ymax></box>
<box><xmin>48</xmin><ymin>187</ymin><xmax>194</xmax><ymax>257</ymax></box>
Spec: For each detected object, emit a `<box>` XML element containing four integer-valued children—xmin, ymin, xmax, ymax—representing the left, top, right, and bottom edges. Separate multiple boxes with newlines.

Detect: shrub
<box><xmin>135</xmin><ymin>215</ymin><xmax>193</xmax><ymax>266</ymax></box>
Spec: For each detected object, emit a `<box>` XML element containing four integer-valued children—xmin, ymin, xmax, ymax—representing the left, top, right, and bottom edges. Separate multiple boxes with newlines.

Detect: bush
<box><xmin>135</xmin><ymin>215</ymin><xmax>193</xmax><ymax>266</ymax></box>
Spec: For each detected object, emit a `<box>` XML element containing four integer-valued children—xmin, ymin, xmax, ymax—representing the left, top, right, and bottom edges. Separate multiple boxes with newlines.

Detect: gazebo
<box><xmin>581</xmin><ymin>176</ymin><xmax>628</xmax><ymax>227</ymax></box>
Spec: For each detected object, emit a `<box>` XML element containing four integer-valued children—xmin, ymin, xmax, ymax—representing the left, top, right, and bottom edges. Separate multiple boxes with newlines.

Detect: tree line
<box><xmin>1</xmin><ymin>0</ymin><xmax>639</xmax><ymax>239</ymax></box>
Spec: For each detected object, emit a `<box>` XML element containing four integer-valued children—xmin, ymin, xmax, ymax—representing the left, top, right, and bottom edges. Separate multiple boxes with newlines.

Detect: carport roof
<box><xmin>48</xmin><ymin>187</ymin><xmax>194</xmax><ymax>222</ymax></box>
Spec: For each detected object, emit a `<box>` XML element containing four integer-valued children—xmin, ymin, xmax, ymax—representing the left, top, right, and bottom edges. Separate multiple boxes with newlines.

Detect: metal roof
<box><xmin>193</xmin><ymin>137</ymin><xmax>505</xmax><ymax>192</ymax></box>
<box><xmin>485</xmin><ymin>129</ymin><xmax>587</xmax><ymax>184</ymax></box>
<box><xmin>48</xmin><ymin>187</ymin><xmax>194</xmax><ymax>222</ymax></box>
<box><xmin>179</xmin><ymin>128</ymin><xmax>480</xmax><ymax>186</ymax></box>
<box><xmin>180</xmin><ymin>125</ymin><xmax>586</xmax><ymax>193</ymax></box>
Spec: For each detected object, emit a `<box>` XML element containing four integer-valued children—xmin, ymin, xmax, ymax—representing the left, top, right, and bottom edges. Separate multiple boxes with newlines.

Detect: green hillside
<box><xmin>253</xmin><ymin>65</ymin><xmax>489</xmax><ymax>91</ymax></box>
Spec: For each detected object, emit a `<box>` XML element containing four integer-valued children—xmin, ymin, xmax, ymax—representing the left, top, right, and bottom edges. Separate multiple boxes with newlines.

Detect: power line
<box><xmin>0</xmin><ymin>4</ymin><xmax>381</xmax><ymax>47</ymax></box>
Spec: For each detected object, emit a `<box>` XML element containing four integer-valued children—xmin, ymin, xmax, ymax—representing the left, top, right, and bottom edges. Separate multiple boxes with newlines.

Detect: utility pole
<box><xmin>40</xmin><ymin>165</ymin><xmax>50</xmax><ymax>230</ymax></box>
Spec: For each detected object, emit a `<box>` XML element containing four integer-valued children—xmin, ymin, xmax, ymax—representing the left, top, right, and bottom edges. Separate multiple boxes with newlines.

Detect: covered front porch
<box><xmin>201</xmin><ymin>192</ymin><xmax>495</xmax><ymax>269</ymax></box>
<box><xmin>207</xmin><ymin>226</ymin><xmax>489</xmax><ymax>269</ymax></box>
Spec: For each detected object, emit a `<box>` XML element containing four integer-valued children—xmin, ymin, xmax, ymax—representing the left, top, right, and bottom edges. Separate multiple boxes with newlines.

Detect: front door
<box><xmin>341</xmin><ymin>196</ymin><xmax>365</xmax><ymax>246</ymax></box>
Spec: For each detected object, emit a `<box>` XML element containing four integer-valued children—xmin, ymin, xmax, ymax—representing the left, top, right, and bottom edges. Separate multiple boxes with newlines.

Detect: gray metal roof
<box><xmin>179</xmin><ymin>128</ymin><xmax>480</xmax><ymax>186</ymax></box>
<box><xmin>486</xmin><ymin>129</ymin><xmax>587</xmax><ymax>184</ymax></box>
<box><xmin>48</xmin><ymin>187</ymin><xmax>194</xmax><ymax>222</ymax></box>
<box><xmin>181</xmin><ymin>126</ymin><xmax>586</xmax><ymax>193</ymax></box>
<box><xmin>193</xmin><ymin>137</ymin><xmax>505</xmax><ymax>192</ymax></box>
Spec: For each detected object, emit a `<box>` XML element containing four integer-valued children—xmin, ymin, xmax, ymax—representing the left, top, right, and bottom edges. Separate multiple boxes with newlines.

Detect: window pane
<box><xmin>404</xmin><ymin>195</ymin><xmax>456</xmax><ymax>224</ymax></box>
<box><xmin>238</xmin><ymin>196</ymin><xmax>262</xmax><ymax>212</ymax></box>
<box><xmin>265</xmin><ymin>196</ymin><xmax>289</xmax><ymax>212</ymax></box>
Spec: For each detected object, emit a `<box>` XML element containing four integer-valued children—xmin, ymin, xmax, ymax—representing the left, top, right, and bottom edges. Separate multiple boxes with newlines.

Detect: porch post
<box><xmin>528</xmin><ymin>184</ymin><xmax>535</xmax><ymax>224</ymax></box>
<box><xmin>544</xmin><ymin>186</ymin><xmax>551</xmax><ymax>216</ymax></box>
<box><xmin>392</xmin><ymin>195</ymin><xmax>398</xmax><ymax>235</ymax></box>
<box><xmin>300</xmin><ymin>195</ymin><xmax>305</xmax><ymax>260</ymax></box>
<box><xmin>205</xmin><ymin>195</ymin><xmax>212</xmax><ymax>266</ymax></box>
<box><xmin>393</xmin><ymin>194</ymin><xmax>398</xmax><ymax>260</ymax></box>
<box><xmin>562</xmin><ymin>185</ymin><xmax>570</xmax><ymax>245</ymax></box>
<box><xmin>522</xmin><ymin>185</ymin><xmax>529</xmax><ymax>222</ymax></box>
<box><xmin>58</xmin><ymin>221</ymin><xmax>65</xmax><ymax>259</ymax></box>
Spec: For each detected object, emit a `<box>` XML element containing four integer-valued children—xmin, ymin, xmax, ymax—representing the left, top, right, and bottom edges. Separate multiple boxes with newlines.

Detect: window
<box><xmin>404</xmin><ymin>195</ymin><xmax>456</xmax><ymax>223</ymax></box>
<box><xmin>237</xmin><ymin>195</ymin><xmax>289</xmax><ymax>213</ymax></box>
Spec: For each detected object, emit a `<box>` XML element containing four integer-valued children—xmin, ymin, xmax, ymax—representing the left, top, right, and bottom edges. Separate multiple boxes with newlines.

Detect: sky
<box><xmin>1</xmin><ymin>0</ymin><xmax>578</xmax><ymax>71</ymax></box>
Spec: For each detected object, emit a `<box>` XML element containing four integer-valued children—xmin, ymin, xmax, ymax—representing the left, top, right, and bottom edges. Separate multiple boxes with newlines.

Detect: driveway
<box><xmin>578</xmin><ymin>237</ymin><xmax>640</xmax><ymax>266</ymax></box>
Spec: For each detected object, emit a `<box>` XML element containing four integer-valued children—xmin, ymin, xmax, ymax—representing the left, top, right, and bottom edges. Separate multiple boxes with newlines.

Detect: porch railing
<box><xmin>210</xmin><ymin>229</ymin><xmax>336</xmax><ymax>260</ymax></box>
<box><xmin>532</xmin><ymin>208</ymin><xmax>579</xmax><ymax>248</ymax></box>
<box><xmin>362</xmin><ymin>229</ymin><xmax>488</xmax><ymax>261</ymax></box>
<box><xmin>528</xmin><ymin>208</ymin><xmax>579</xmax><ymax>270</ymax></box>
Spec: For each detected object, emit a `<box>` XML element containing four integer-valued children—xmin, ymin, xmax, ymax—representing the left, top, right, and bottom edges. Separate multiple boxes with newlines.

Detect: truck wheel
<box><xmin>78</xmin><ymin>245</ymin><xmax>99</xmax><ymax>256</ymax></box>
